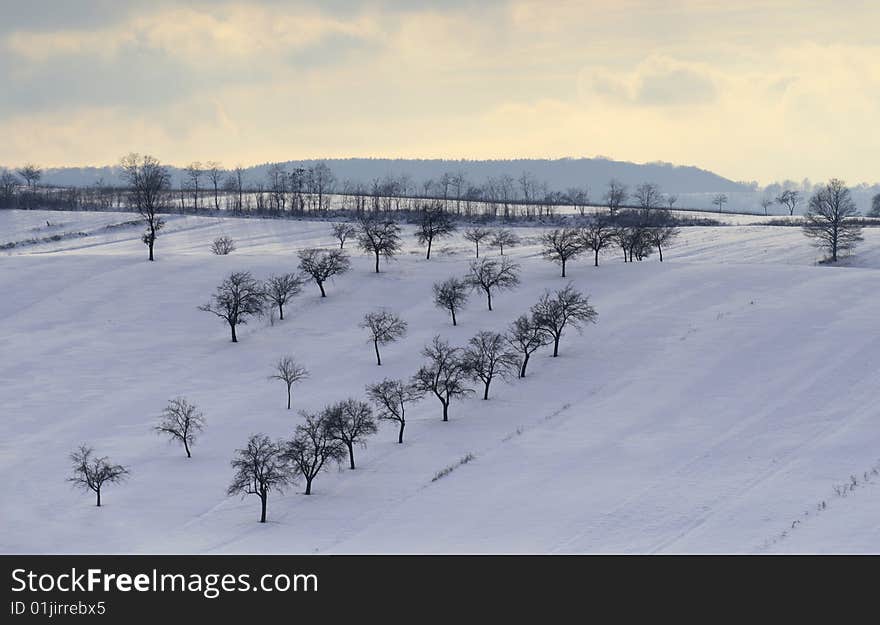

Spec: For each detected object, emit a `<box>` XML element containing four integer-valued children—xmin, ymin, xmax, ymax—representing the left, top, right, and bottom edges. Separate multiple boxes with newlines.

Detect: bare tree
<box><xmin>580</xmin><ymin>217</ymin><xmax>617</xmax><ymax>267</ymax></box>
<box><xmin>411</xmin><ymin>336</ymin><xmax>473</xmax><ymax>421</ymax></box>
<box><xmin>415</xmin><ymin>203</ymin><xmax>457</xmax><ymax>259</ymax></box>
<box><xmin>199</xmin><ymin>271</ymin><xmax>265</xmax><ymax>342</ymax></box>
<box><xmin>360</xmin><ymin>310</ymin><xmax>408</xmax><ymax>366</ymax></box>
<box><xmin>331</xmin><ymin>223</ymin><xmax>359</xmax><ymax>249</ymax></box>
<box><xmin>297</xmin><ymin>248</ymin><xmax>351</xmax><ymax>297</ymax></box>
<box><xmin>228</xmin><ymin>434</ymin><xmax>293</xmax><ymax>523</ymax></box>
<box><xmin>466</xmin><ymin>257</ymin><xmax>520</xmax><ymax>311</ymax></box>
<box><xmin>463</xmin><ymin>227</ymin><xmax>491</xmax><ymax>258</ymax></box>
<box><xmin>310</xmin><ymin>162</ymin><xmax>336</xmax><ymax>211</ymax></box>
<box><xmin>491</xmin><ymin>229</ymin><xmax>520</xmax><ymax>255</ymax></box>
<box><xmin>644</xmin><ymin>210</ymin><xmax>680</xmax><ymax>262</ymax></box>
<box><xmin>120</xmin><ymin>153</ymin><xmax>170</xmax><ymax>261</ymax></box>
<box><xmin>68</xmin><ymin>445</ymin><xmax>129</xmax><ymax>507</ymax></box>
<box><xmin>633</xmin><ymin>182</ymin><xmax>663</xmax><ymax>212</ymax></box>
<box><xmin>154</xmin><ymin>397</ymin><xmax>205</xmax><ymax>458</ymax></box>
<box><xmin>0</xmin><ymin>169</ymin><xmax>18</xmax><ymax>206</ymax></box>
<box><xmin>17</xmin><ymin>163</ymin><xmax>42</xmax><ymax>193</ymax></box>
<box><xmin>776</xmin><ymin>189</ymin><xmax>801</xmax><ymax>216</ymax></box>
<box><xmin>802</xmin><ymin>178</ymin><xmax>863</xmax><ymax>262</ymax></box>
<box><xmin>506</xmin><ymin>314</ymin><xmax>551</xmax><ymax>377</ymax></box>
<box><xmin>264</xmin><ymin>273</ymin><xmax>304</xmax><ymax>320</ymax></box>
<box><xmin>462</xmin><ymin>331</ymin><xmax>519</xmax><ymax>400</ymax></box>
<box><xmin>666</xmin><ymin>194</ymin><xmax>678</xmax><ymax>210</ymax></box>
<box><xmin>432</xmin><ymin>277</ymin><xmax>470</xmax><ymax>326</ymax></box>
<box><xmin>210</xmin><ymin>235</ymin><xmax>236</xmax><ymax>255</ymax></box>
<box><xmin>184</xmin><ymin>162</ymin><xmax>204</xmax><ymax>210</ymax></box>
<box><xmin>531</xmin><ymin>284</ymin><xmax>598</xmax><ymax>357</ymax></box>
<box><xmin>604</xmin><ymin>179</ymin><xmax>627</xmax><ymax>217</ymax></box>
<box><xmin>269</xmin><ymin>356</ymin><xmax>309</xmax><ymax>409</ymax></box>
<box><xmin>712</xmin><ymin>193</ymin><xmax>728</xmax><ymax>212</ymax></box>
<box><xmin>366</xmin><ymin>378</ymin><xmax>424</xmax><ymax>444</ymax></box>
<box><xmin>357</xmin><ymin>217</ymin><xmax>402</xmax><ymax>273</ymax></box>
<box><xmin>206</xmin><ymin>161</ymin><xmax>224</xmax><ymax>211</ymax></box>
<box><xmin>541</xmin><ymin>228</ymin><xmax>584</xmax><ymax>278</ymax></box>
<box><xmin>281</xmin><ymin>411</ymin><xmax>346</xmax><ymax>495</ymax></box>
<box><xmin>869</xmin><ymin>193</ymin><xmax>880</xmax><ymax>218</ymax></box>
<box><xmin>323</xmin><ymin>399</ymin><xmax>378</xmax><ymax>469</ymax></box>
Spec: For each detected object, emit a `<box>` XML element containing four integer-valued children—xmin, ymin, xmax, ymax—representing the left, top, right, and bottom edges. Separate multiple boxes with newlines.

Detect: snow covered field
<box><xmin>2</xmin><ymin>209</ymin><xmax>879</xmax><ymax>554</ymax></box>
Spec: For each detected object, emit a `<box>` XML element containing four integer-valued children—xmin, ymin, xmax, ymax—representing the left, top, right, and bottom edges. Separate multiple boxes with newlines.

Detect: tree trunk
<box><xmin>347</xmin><ymin>443</ymin><xmax>356</xmax><ymax>470</ymax></box>
<box><xmin>553</xmin><ymin>335</ymin><xmax>560</xmax><ymax>357</ymax></box>
<box><xmin>318</xmin><ymin>282</ymin><xmax>326</xmax><ymax>297</ymax></box>
<box><xmin>148</xmin><ymin>238</ymin><xmax>155</xmax><ymax>261</ymax></box>
<box><xmin>561</xmin><ymin>259</ymin><xmax>566</xmax><ymax>277</ymax></box>
<box><xmin>184</xmin><ymin>439</ymin><xmax>191</xmax><ymax>458</ymax></box>
<box><xmin>475</xmin><ymin>242</ymin><xmax>480</xmax><ymax>258</ymax></box>
<box><xmin>451</xmin><ymin>309</ymin><xmax>457</xmax><ymax>326</ymax></box>
<box><xmin>426</xmin><ymin>238</ymin><xmax>432</xmax><ymax>260</ymax></box>
<box><xmin>287</xmin><ymin>385</ymin><xmax>292</xmax><ymax>410</ymax></box>
<box><xmin>520</xmin><ymin>353</ymin><xmax>529</xmax><ymax>377</ymax></box>
<box><xmin>278</xmin><ymin>303</ymin><xmax>284</xmax><ymax>320</ymax></box>
<box><xmin>304</xmin><ymin>477</ymin><xmax>313</xmax><ymax>495</ymax></box>
<box><xmin>398</xmin><ymin>420</ymin><xmax>405</xmax><ymax>444</ymax></box>
<box><xmin>442</xmin><ymin>401</ymin><xmax>449</xmax><ymax>422</ymax></box>
<box><xmin>374</xmin><ymin>252</ymin><xmax>380</xmax><ymax>273</ymax></box>
<box><xmin>230</xmin><ymin>322</ymin><xmax>238</xmax><ymax>343</ymax></box>
<box><xmin>487</xmin><ymin>291</ymin><xmax>493</xmax><ymax>311</ymax></box>
<box><xmin>374</xmin><ymin>339</ymin><xmax>382</xmax><ymax>366</ymax></box>
<box><xmin>483</xmin><ymin>380</ymin><xmax>490</xmax><ymax>400</ymax></box>
<box><xmin>658</xmin><ymin>244</ymin><xmax>663</xmax><ymax>262</ymax></box>
<box><xmin>260</xmin><ymin>492</ymin><xmax>267</xmax><ymax>523</ymax></box>
<box><xmin>594</xmin><ymin>249</ymin><xmax>599</xmax><ymax>267</ymax></box>
<box><xmin>95</xmin><ymin>489</ymin><xmax>101</xmax><ymax>507</ymax></box>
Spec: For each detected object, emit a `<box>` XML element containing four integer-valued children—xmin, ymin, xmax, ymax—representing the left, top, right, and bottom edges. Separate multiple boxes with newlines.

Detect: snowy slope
<box><xmin>1</xmin><ymin>210</ymin><xmax>878</xmax><ymax>554</ymax></box>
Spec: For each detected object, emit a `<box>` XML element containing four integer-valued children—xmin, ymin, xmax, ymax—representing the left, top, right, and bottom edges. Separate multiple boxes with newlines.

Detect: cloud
<box><xmin>581</xmin><ymin>56</ymin><xmax>717</xmax><ymax>108</ymax></box>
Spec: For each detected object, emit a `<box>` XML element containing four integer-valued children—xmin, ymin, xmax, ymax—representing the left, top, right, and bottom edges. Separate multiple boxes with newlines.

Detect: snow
<box><xmin>1</xmin><ymin>209</ymin><xmax>879</xmax><ymax>554</ymax></box>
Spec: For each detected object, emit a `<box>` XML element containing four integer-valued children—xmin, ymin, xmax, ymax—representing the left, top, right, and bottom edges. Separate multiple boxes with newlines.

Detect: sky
<box><xmin>1</xmin><ymin>0</ymin><xmax>878</xmax><ymax>184</ymax></box>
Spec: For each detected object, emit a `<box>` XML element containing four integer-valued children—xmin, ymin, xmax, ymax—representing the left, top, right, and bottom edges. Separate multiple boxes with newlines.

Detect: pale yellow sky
<box><xmin>1</xmin><ymin>0</ymin><xmax>879</xmax><ymax>183</ymax></box>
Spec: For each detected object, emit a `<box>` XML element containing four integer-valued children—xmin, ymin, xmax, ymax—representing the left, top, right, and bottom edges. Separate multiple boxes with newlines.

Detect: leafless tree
<box><xmin>633</xmin><ymin>182</ymin><xmax>663</xmax><ymax>212</ymax></box>
<box><xmin>68</xmin><ymin>445</ymin><xmax>129</xmax><ymax>507</ymax></box>
<box><xmin>323</xmin><ymin>398</ymin><xmax>378</xmax><ymax>469</ymax></box>
<box><xmin>411</xmin><ymin>336</ymin><xmax>473</xmax><ymax>421</ymax></box>
<box><xmin>604</xmin><ymin>179</ymin><xmax>627</xmax><ymax>217</ymax></box>
<box><xmin>331</xmin><ymin>222</ymin><xmax>359</xmax><ymax>249</ymax></box>
<box><xmin>802</xmin><ymin>178</ymin><xmax>863</xmax><ymax>262</ymax></box>
<box><xmin>712</xmin><ymin>193</ymin><xmax>728</xmax><ymax>212</ymax></box>
<box><xmin>491</xmin><ymin>229</ymin><xmax>520</xmax><ymax>255</ymax></box>
<box><xmin>869</xmin><ymin>193</ymin><xmax>880</xmax><ymax>218</ymax></box>
<box><xmin>211</xmin><ymin>235</ymin><xmax>236</xmax><ymax>255</ymax></box>
<box><xmin>462</xmin><ymin>331</ymin><xmax>519</xmax><ymax>400</ymax></box>
<box><xmin>228</xmin><ymin>434</ymin><xmax>293</xmax><ymax>522</ymax></box>
<box><xmin>580</xmin><ymin>217</ymin><xmax>616</xmax><ymax>267</ymax></box>
<box><xmin>433</xmin><ymin>277</ymin><xmax>470</xmax><ymax>326</ymax></box>
<box><xmin>776</xmin><ymin>189</ymin><xmax>801</xmax><ymax>216</ymax></box>
<box><xmin>360</xmin><ymin>310</ymin><xmax>408</xmax><ymax>366</ymax></box>
<box><xmin>206</xmin><ymin>161</ymin><xmax>224</xmax><ymax>211</ymax></box>
<box><xmin>310</xmin><ymin>162</ymin><xmax>336</xmax><ymax>211</ymax></box>
<box><xmin>184</xmin><ymin>162</ymin><xmax>204</xmax><ymax>210</ymax></box>
<box><xmin>463</xmin><ymin>227</ymin><xmax>492</xmax><ymax>257</ymax></box>
<box><xmin>120</xmin><ymin>153</ymin><xmax>170</xmax><ymax>261</ymax></box>
<box><xmin>366</xmin><ymin>378</ymin><xmax>424</xmax><ymax>444</ymax></box>
<box><xmin>281</xmin><ymin>412</ymin><xmax>346</xmax><ymax>494</ymax></box>
<box><xmin>154</xmin><ymin>397</ymin><xmax>205</xmax><ymax>458</ymax></box>
<box><xmin>541</xmin><ymin>228</ymin><xmax>584</xmax><ymax>278</ymax></box>
<box><xmin>531</xmin><ymin>284</ymin><xmax>598</xmax><ymax>357</ymax></box>
<box><xmin>0</xmin><ymin>169</ymin><xmax>18</xmax><ymax>206</ymax></box>
<box><xmin>227</xmin><ymin>166</ymin><xmax>246</xmax><ymax>213</ymax></box>
<box><xmin>466</xmin><ymin>257</ymin><xmax>520</xmax><ymax>311</ymax></box>
<box><xmin>760</xmin><ymin>196</ymin><xmax>774</xmax><ymax>215</ymax></box>
<box><xmin>199</xmin><ymin>271</ymin><xmax>265</xmax><ymax>342</ymax></box>
<box><xmin>644</xmin><ymin>210</ymin><xmax>680</xmax><ymax>262</ymax></box>
<box><xmin>614</xmin><ymin>210</ymin><xmax>653</xmax><ymax>262</ymax></box>
<box><xmin>264</xmin><ymin>273</ymin><xmax>304</xmax><ymax>320</ymax></box>
<box><xmin>666</xmin><ymin>194</ymin><xmax>678</xmax><ymax>210</ymax></box>
<box><xmin>506</xmin><ymin>314</ymin><xmax>551</xmax><ymax>377</ymax></box>
<box><xmin>415</xmin><ymin>203</ymin><xmax>457</xmax><ymax>259</ymax></box>
<box><xmin>269</xmin><ymin>356</ymin><xmax>309</xmax><ymax>409</ymax></box>
<box><xmin>297</xmin><ymin>248</ymin><xmax>351</xmax><ymax>297</ymax></box>
<box><xmin>17</xmin><ymin>163</ymin><xmax>42</xmax><ymax>193</ymax></box>
<box><xmin>357</xmin><ymin>216</ymin><xmax>402</xmax><ymax>273</ymax></box>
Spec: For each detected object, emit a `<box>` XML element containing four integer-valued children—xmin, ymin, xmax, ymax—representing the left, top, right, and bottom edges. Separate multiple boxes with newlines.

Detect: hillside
<box><xmin>1</xmin><ymin>210</ymin><xmax>878</xmax><ymax>554</ymax></box>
